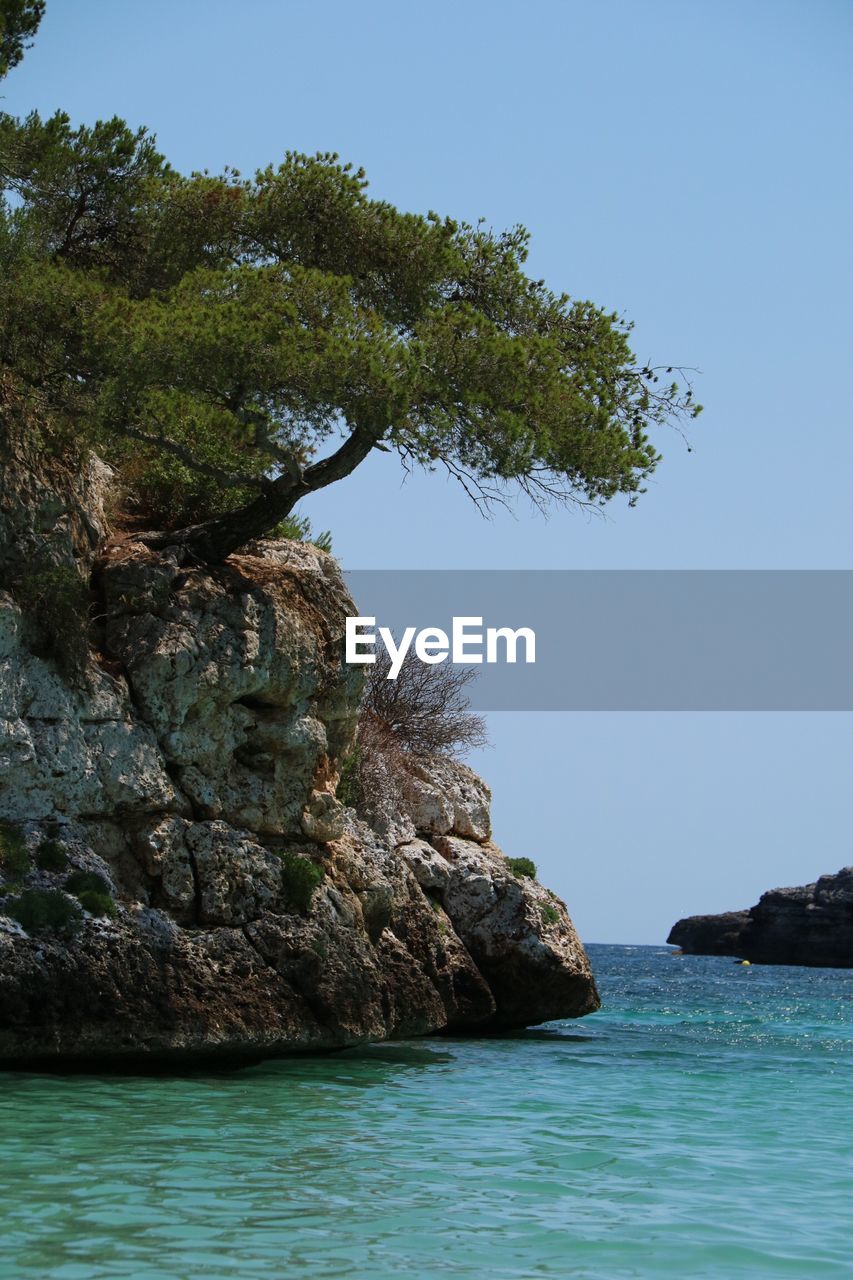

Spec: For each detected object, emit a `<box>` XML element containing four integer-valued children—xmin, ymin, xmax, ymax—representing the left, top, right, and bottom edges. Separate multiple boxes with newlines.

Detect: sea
<box><xmin>1</xmin><ymin>943</ymin><xmax>850</xmax><ymax>1279</ymax></box>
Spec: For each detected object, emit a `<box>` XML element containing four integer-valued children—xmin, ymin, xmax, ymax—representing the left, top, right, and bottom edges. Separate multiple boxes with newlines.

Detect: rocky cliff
<box><xmin>668</xmin><ymin>868</ymin><xmax>853</xmax><ymax>967</ymax></box>
<box><xmin>0</xmin><ymin>434</ymin><xmax>598</xmax><ymax>1066</ymax></box>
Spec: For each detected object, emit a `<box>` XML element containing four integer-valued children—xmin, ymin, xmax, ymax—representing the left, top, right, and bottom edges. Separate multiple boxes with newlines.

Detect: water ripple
<box><xmin>2</xmin><ymin>947</ymin><xmax>852</xmax><ymax>1278</ymax></box>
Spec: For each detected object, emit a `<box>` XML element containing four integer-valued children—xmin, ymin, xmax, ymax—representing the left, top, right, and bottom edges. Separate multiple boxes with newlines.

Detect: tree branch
<box><xmin>235</xmin><ymin>408</ymin><xmax>305</xmax><ymax>485</ymax></box>
<box><xmin>115</xmin><ymin>421</ymin><xmax>271</xmax><ymax>491</ymax></box>
<box><xmin>303</xmin><ymin>421</ymin><xmax>387</xmax><ymax>492</ymax></box>
<box><xmin>54</xmin><ymin>186</ymin><xmax>92</xmax><ymax>260</ymax></box>
<box><xmin>138</xmin><ymin>420</ymin><xmax>387</xmax><ymax>562</ymax></box>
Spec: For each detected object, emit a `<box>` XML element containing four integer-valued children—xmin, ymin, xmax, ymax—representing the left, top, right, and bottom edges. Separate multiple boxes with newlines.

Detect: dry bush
<box><xmin>363</xmin><ymin>651</ymin><xmax>488</xmax><ymax>757</ymax></box>
<box><xmin>338</xmin><ymin>652</ymin><xmax>488</xmax><ymax>830</ymax></box>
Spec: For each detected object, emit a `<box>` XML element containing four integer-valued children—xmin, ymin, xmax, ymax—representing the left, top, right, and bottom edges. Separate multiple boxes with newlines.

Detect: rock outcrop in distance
<box><xmin>668</xmin><ymin>868</ymin><xmax>853</xmax><ymax>967</ymax></box>
<box><xmin>0</xmin><ymin>433</ymin><xmax>598</xmax><ymax>1066</ymax></box>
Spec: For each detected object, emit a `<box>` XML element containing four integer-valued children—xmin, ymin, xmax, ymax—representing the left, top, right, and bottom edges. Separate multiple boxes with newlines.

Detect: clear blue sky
<box><xmin>7</xmin><ymin>1</ymin><xmax>851</xmax><ymax>941</ymax></box>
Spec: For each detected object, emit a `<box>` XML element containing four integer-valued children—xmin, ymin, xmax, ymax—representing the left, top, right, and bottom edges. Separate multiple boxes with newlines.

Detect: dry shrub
<box><xmin>363</xmin><ymin>651</ymin><xmax>488</xmax><ymax>758</ymax></box>
<box><xmin>338</xmin><ymin>651</ymin><xmax>488</xmax><ymax>830</ymax></box>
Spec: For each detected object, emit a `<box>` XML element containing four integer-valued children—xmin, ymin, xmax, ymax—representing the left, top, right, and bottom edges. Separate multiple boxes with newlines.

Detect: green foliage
<box><xmin>77</xmin><ymin>889</ymin><xmax>116</xmax><ymax>918</ymax></box>
<box><xmin>0</xmin><ymin>822</ymin><xmax>30</xmax><ymax>881</ymax></box>
<box><xmin>0</xmin><ymin>35</ymin><xmax>700</xmax><ymax>556</ymax></box>
<box><xmin>335</xmin><ymin>744</ymin><xmax>363</xmax><ymax>810</ymax></box>
<box><xmin>35</xmin><ymin>838</ymin><xmax>69</xmax><ymax>872</ymax></box>
<box><xmin>65</xmin><ymin>869</ymin><xmax>111</xmax><ymax>897</ymax></box>
<box><xmin>0</xmin><ymin>110</ymin><xmax>168</xmax><ymax>270</ymax></box>
<box><xmin>64</xmin><ymin>869</ymin><xmax>116</xmax><ymax>916</ymax></box>
<box><xmin>116</xmin><ymin>443</ymin><xmax>333</xmax><ymax>545</ymax></box>
<box><xmin>116</xmin><ymin>448</ymin><xmax>258</xmax><ymax>530</ymax></box>
<box><xmin>277</xmin><ymin>851</ymin><xmax>324</xmax><ymax>913</ymax></box>
<box><xmin>10</xmin><ymin>562</ymin><xmax>90</xmax><ymax>681</ymax></box>
<box><xmin>272</xmin><ymin>511</ymin><xmax>332</xmax><ymax>553</ymax></box>
<box><xmin>541</xmin><ymin>904</ymin><xmax>560</xmax><ymax>925</ymax></box>
<box><xmin>7</xmin><ymin>887</ymin><xmax>81</xmax><ymax>934</ymax></box>
<box><xmin>506</xmin><ymin>856</ymin><xmax>537</xmax><ymax>880</ymax></box>
<box><xmin>0</xmin><ymin>1</ymin><xmax>44</xmax><ymax>79</ymax></box>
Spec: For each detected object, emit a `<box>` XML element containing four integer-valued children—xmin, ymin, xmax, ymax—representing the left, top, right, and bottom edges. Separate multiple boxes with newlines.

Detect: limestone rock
<box><xmin>666</xmin><ymin>910</ymin><xmax>752</xmax><ymax>958</ymax></box>
<box><xmin>399</xmin><ymin>838</ymin><xmax>453</xmax><ymax>892</ymax></box>
<box><xmin>0</xmin><ymin>407</ymin><xmax>113</xmax><ymax>581</ymax></box>
<box><xmin>0</xmin><ymin>593</ymin><xmax>181</xmax><ymax>823</ymax></box>
<box><xmin>100</xmin><ymin>542</ymin><xmax>359</xmax><ymax>838</ymax></box>
<box><xmin>400</xmin><ymin>756</ymin><xmax>492</xmax><ymax>841</ymax></box>
<box><xmin>186</xmin><ymin>822</ymin><xmax>284</xmax><ymax>927</ymax></box>
<box><xmin>0</xmin><ymin>464</ymin><xmax>599</xmax><ymax>1065</ymax></box>
<box><xmin>130</xmin><ymin>817</ymin><xmax>196</xmax><ymax>920</ymax></box>
<box><xmin>434</xmin><ymin>836</ymin><xmax>599</xmax><ymax>1026</ymax></box>
<box><xmin>667</xmin><ymin>867</ymin><xmax>853</xmax><ymax>967</ymax></box>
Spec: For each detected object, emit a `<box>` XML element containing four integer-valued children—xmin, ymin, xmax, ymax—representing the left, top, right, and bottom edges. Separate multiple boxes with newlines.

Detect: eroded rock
<box><xmin>0</xmin><ymin>462</ymin><xmax>599</xmax><ymax>1065</ymax></box>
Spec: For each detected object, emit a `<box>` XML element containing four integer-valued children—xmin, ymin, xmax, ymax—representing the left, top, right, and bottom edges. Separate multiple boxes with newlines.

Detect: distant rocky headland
<box><xmin>0</xmin><ymin>429</ymin><xmax>598</xmax><ymax>1067</ymax></box>
<box><xmin>668</xmin><ymin>868</ymin><xmax>853</xmax><ymax>967</ymax></box>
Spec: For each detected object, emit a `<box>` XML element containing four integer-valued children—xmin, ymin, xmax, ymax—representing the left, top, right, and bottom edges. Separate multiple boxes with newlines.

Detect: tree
<box><xmin>0</xmin><ymin>0</ymin><xmax>44</xmax><ymax>79</ymax></box>
<box><xmin>0</xmin><ymin>12</ymin><xmax>700</xmax><ymax>564</ymax></box>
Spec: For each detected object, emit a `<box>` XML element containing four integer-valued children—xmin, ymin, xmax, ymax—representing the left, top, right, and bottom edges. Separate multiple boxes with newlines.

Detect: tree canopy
<box><xmin>0</xmin><ymin>0</ymin><xmax>43</xmax><ymax>80</ymax></box>
<box><xmin>0</xmin><ymin>6</ymin><xmax>699</xmax><ymax>563</ymax></box>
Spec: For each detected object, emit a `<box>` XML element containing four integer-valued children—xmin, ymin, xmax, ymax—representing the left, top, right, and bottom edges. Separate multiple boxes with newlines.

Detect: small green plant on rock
<box><xmin>278</xmin><ymin>852</ymin><xmax>325</xmax><ymax>913</ymax></box>
<box><xmin>65</xmin><ymin>869</ymin><xmax>112</xmax><ymax>896</ymax></box>
<box><xmin>506</xmin><ymin>856</ymin><xmax>537</xmax><ymax>880</ymax></box>
<box><xmin>271</xmin><ymin>512</ymin><xmax>333</xmax><ymax>553</ymax></box>
<box><xmin>7</xmin><ymin>889</ymin><xmax>82</xmax><ymax>935</ymax></box>
<box><xmin>36</xmin><ymin>839</ymin><xmax>69</xmax><ymax>873</ymax></box>
<box><xmin>65</xmin><ymin>870</ymin><xmax>117</xmax><ymax>917</ymax></box>
<box><xmin>542</xmin><ymin>904</ymin><xmax>560</xmax><ymax>925</ymax></box>
<box><xmin>77</xmin><ymin>889</ymin><xmax>117</xmax><ymax>918</ymax></box>
<box><xmin>0</xmin><ymin>823</ymin><xmax>31</xmax><ymax>883</ymax></box>
<box><xmin>335</xmin><ymin>745</ymin><xmax>363</xmax><ymax>810</ymax></box>
<box><xmin>10</xmin><ymin>563</ymin><xmax>91</xmax><ymax>683</ymax></box>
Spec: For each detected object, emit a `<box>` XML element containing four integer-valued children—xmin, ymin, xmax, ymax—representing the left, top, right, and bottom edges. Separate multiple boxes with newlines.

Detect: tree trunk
<box><xmin>139</xmin><ymin>480</ymin><xmax>305</xmax><ymax>563</ymax></box>
<box><xmin>139</xmin><ymin>423</ymin><xmax>382</xmax><ymax>563</ymax></box>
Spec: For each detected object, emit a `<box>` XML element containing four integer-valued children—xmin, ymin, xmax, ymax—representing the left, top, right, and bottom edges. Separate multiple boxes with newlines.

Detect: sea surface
<box><xmin>1</xmin><ymin>944</ymin><xmax>851</xmax><ymax>1279</ymax></box>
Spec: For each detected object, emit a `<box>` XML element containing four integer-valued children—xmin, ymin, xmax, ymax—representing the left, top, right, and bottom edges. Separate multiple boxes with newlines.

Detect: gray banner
<box><xmin>342</xmin><ymin>571</ymin><xmax>853</xmax><ymax>710</ymax></box>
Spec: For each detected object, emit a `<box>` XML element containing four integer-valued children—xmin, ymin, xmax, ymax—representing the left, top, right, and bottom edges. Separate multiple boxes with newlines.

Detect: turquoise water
<box><xmin>2</xmin><ymin>944</ymin><xmax>852</xmax><ymax>1279</ymax></box>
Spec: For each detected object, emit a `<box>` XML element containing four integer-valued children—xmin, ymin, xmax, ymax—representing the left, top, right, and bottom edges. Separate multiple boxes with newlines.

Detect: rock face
<box><xmin>668</xmin><ymin>868</ymin><xmax>853</xmax><ymax>967</ymax></box>
<box><xmin>667</xmin><ymin>911</ymin><xmax>753</xmax><ymax>959</ymax></box>
<box><xmin>0</xmin><ymin>391</ymin><xmax>113</xmax><ymax>584</ymax></box>
<box><xmin>0</xmin><ymin>448</ymin><xmax>598</xmax><ymax>1065</ymax></box>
